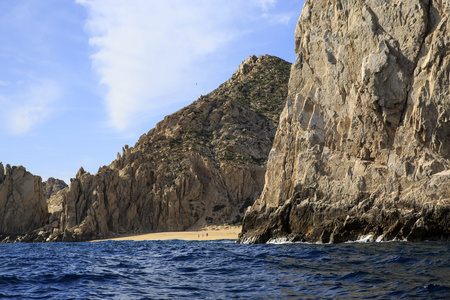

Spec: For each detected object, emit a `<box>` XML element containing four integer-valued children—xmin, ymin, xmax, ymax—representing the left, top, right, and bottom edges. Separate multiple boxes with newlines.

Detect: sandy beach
<box><xmin>91</xmin><ymin>225</ymin><xmax>241</xmax><ymax>242</ymax></box>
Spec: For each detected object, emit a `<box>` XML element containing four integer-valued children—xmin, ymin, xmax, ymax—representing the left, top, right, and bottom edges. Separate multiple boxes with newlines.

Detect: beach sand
<box><xmin>91</xmin><ymin>225</ymin><xmax>241</xmax><ymax>242</ymax></box>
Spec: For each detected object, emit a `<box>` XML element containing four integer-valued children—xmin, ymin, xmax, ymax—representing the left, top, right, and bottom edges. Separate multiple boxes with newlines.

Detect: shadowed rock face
<box><xmin>43</xmin><ymin>178</ymin><xmax>68</xmax><ymax>199</ymax></box>
<box><xmin>34</xmin><ymin>55</ymin><xmax>290</xmax><ymax>242</ymax></box>
<box><xmin>0</xmin><ymin>163</ymin><xmax>48</xmax><ymax>238</ymax></box>
<box><xmin>238</xmin><ymin>0</ymin><xmax>450</xmax><ymax>244</ymax></box>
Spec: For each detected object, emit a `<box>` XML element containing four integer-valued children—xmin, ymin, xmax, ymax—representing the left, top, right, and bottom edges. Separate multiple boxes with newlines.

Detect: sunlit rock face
<box><xmin>239</xmin><ymin>0</ymin><xmax>450</xmax><ymax>244</ymax></box>
<box><xmin>40</xmin><ymin>55</ymin><xmax>291</xmax><ymax>242</ymax></box>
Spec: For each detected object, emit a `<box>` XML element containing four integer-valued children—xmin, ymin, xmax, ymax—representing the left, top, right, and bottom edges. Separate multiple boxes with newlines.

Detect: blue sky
<box><xmin>0</xmin><ymin>0</ymin><xmax>304</xmax><ymax>184</ymax></box>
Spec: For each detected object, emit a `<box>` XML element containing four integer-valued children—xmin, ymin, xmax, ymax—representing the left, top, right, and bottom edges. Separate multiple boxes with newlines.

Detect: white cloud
<box><xmin>77</xmin><ymin>0</ymin><xmax>245</xmax><ymax>131</ymax></box>
<box><xmin>76</xmin><ymin>0</ymin><xmax>292</xmax><ymax>132</ymax></box>
<box><xmin>1</xmin><ymin>79</ymin><xmax>61</xmax><ymax>135</ymax></box>
<box><xmin>0</xmin><ymin>80</ymin><xmax>9</xmax><ymax>86</ymax></box>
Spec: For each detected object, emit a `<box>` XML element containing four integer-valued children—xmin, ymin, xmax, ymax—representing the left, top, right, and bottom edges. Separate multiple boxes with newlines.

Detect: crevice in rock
<box><xmin>398</xmin><ymin>2</ymin><xmax>432</xmax><ymax>128</ymax></box>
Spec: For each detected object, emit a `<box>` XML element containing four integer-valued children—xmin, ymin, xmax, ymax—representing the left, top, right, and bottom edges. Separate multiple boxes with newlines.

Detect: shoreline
<box><xmin>91</xmin><ymin>225</ymin><xmax>241</xmax><ymax>242</ymax></box>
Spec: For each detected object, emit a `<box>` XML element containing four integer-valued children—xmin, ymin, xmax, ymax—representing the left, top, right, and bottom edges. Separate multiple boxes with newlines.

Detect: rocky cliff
<box><xmin>43</xmin><ymin>177</ymin><xmax>68</xmax><ymax>199</ymax></box>
<box><xmin>238</xmin><ymin>0</ymin><xmax>450</xmax><ymax>243</ymax></box>
<box><xmin>25</xmin><ymin>55</ymin><xmax>290</xmax><ymax>242</ymax></box>
<box><xmin>0</xmin><ymin>163</ymin><xmax>48</xmax><ymax>240</ymax></box>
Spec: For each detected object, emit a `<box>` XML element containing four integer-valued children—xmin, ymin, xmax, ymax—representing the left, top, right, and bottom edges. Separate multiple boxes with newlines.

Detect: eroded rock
<box><xmin>0</xmin><ymin>163</ymin><xmax>48</xmax><ymax>238</ymax></box>
<box><xmin>239</xmin><ymin>0</ymin><xmax>450</xmax><ymax>244</ymax></box>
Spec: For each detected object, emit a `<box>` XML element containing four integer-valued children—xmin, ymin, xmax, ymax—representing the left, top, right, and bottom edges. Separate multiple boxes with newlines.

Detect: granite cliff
<box><xmin>9</xmin><ymin>55</ymin><xmax>289</xmax><ymax>242</ymax></box>
<box><xmin>0</xmin><ymin>163</ymin><xmax>48</xmax><ymax>241</ymax></box>
<box><xmin>239</xmin><ymin>0</ymin><xmax>450</xmax><ymax>243</ymax></box>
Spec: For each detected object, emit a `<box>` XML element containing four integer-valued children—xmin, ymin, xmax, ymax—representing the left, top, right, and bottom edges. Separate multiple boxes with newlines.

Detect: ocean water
<box><xmin>0</xmin><ymin>240</ymin><xmax>449</xmax><ymax>299</ymax></box>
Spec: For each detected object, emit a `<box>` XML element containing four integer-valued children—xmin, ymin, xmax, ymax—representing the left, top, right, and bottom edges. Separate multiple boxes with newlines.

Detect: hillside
<box><xmin>16</xmin><ymin>54</ymin><xmax>290</xmax><ymax>242</ymax></box>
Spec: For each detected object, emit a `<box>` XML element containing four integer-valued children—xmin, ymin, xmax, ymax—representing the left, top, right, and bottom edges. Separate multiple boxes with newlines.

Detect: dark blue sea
<box><xmin>0</xmin><ymin>240</ymin><xmax>449</xmax><ymax>299</ymax></box>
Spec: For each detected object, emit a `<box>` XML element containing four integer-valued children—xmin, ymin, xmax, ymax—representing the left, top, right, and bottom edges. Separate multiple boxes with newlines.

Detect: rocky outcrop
<box><xmin>0</xmin><ymin>163</ymin><xmax>48</xmax><ymax>239</ymax></box>
<box><xmin>43</xmin><ymin>177</ymin><xmax>68</xmax><ymax>199</ymax></box>
<box><xmin>239</xmin><ymin>1</ymin><xmax>450</xmax><ymax>243</ymax></box>
<box><xmin>33</xmin><ymin>55</ymin><xmax>290</xmax><ymax>242</ymax></box>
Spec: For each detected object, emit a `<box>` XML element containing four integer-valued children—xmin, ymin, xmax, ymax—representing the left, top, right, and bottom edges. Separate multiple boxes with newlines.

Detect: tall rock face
<box><xmin>0</xmin><ymin>163</ymin><xmax>48</xmax><ymax>237</ymax></box>
<box><xmin>239</xmin><ymin>1</ymin><xmax>450</xmax><ymax>244</ymax></box>
<box><xmin>45</xmin><ymin>55</ymin><xmax>290</xmax><ymax>241</ymax></box>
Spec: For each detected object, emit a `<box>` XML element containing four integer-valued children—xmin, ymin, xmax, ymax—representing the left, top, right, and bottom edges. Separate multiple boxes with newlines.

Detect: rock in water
<box><xmin>47</xmin><ymin>55</ymin><xmax>290</xmax><ymax>241</ymax></box>
<box><xmin>0</xmin><ymin>163</ymin><xmax>48</xmax><ymax>237</ymax></box>
<box><xmin>238</xmin><ymin>0</ymin><xmax>450</xmax><ymax>244</ymax></box>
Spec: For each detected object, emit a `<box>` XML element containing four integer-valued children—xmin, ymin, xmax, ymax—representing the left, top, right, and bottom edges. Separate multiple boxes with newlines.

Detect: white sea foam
<box><xmin>345</xmin><ymin>234</ymin><xmax>375</xmax><ymax>243</ymax></box>
<box><xmin>240</xmin><ymin>236</ymin><xmax>257</xmax><ymax>244</ymax></box>
<box><xmin>357</xmin><ymin>234</ymin><xmax>375</xmax><ymax>243</ymax></box>
<box><xmin>343</xmin><ymin>234</ymin><xmax>410</xmax><ymax>244</ymax></box>
<box><xmin>267</xmin><ymin>237</ymin><xmax>292</xmax><ymax>244</ymax></box>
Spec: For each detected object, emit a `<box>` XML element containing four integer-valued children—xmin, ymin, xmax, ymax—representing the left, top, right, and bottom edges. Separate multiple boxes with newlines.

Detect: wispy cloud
<box><xmin>255</xmin><ymin>0</ymin><xmax>277</xmax><ymax>11</ymax></box>
<box><xmin>262</xmin><ymin>13</ymin><xmax>292</xmax><ymax>25</ymax></box>
<box><xmin>257</xmin><ymin>0</ymin><xmax>293</xmax><ymax>25</ymax></box>
<box><xmin>77</xmin><ymin>0</ymin><xmax>240</xmax><ymax>131</ymax></box>
<box><xmin>77</xmin><ymin>0</ymin><xmax>296</xmax><ymax>132</ymax></box>
<box><xmin>1</xmin><ymin>79</ymin><xmax>61</xmax><ymax>135</ymax></box>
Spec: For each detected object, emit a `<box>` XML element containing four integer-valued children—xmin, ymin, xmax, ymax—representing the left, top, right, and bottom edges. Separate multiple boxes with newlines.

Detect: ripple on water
<box><xmin>0</xmin><ymin>241</ymin><xmax>449</xmax><ymax>299</ymax></box>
